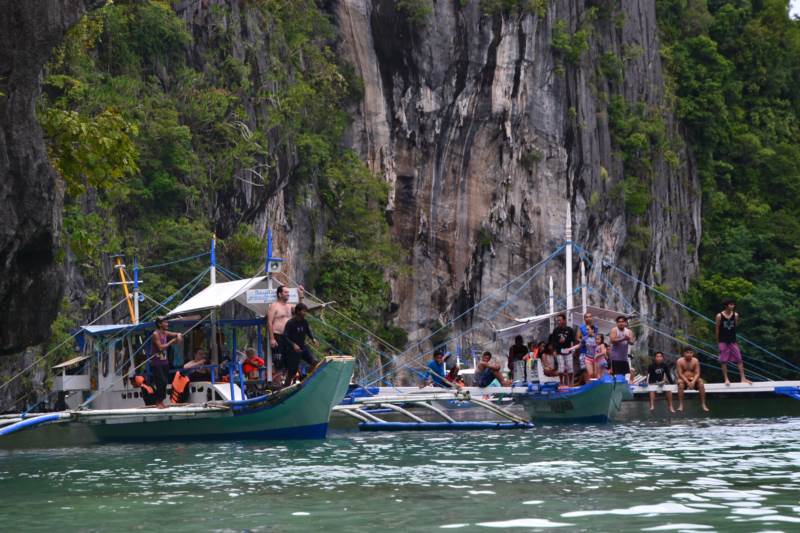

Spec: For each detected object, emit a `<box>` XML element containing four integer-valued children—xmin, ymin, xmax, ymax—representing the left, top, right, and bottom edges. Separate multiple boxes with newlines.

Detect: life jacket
<box><xmin>171</xmin><ymin>371</ymin><xmax>190</xmax><ymax>404</ymax></box>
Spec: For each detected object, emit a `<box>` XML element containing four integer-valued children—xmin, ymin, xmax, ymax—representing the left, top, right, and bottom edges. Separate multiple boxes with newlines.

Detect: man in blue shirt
<box><xmin>425</xmin><ymin>349</ymin><xmax>449</xmax><ymax>387</ymax></box>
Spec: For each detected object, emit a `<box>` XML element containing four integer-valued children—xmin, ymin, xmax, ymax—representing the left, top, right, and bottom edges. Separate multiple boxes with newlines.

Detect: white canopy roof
<box><xmin>494</xmin><ymin>305</ymin><xmax>634</xmax><ymax>340</ymax></box>
<box><xmin>495</xmin><ymin>310</ymin><xmax>562</xmax><ymax>340</ymax></box>
<box><xmin>168</xmin><ymin>276</ymin><xmax>268</xmax><ymax>316</ymax></box>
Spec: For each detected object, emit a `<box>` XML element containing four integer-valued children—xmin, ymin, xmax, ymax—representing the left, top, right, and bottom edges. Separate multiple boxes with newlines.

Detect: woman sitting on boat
<box><xmin>150</xmin><ymin>317</ymin><xmax>183</xmax><ymax>408</ymax></box>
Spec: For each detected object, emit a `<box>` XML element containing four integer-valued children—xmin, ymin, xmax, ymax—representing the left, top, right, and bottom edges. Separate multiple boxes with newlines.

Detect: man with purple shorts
<box><xmin>716</xmin><ymin>298</ymin><xmax>751</xmax><ymax>385</ymax></box>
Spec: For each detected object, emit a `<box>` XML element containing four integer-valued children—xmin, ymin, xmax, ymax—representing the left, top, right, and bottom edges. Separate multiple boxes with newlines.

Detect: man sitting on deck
<box><xmin>647</xmin><ymin>351</ymin><xmax>675</xmax><ymax>413</ymax></box>
<box><xmin>424</xmin><ymin>349</ymin><xmax>450</xmax><ymax>388</ymax></box>
<box><xmin>476</xmin><ymin>351</ymin><xmax>511</xmax><ymax>387</ymax></box>
<box><xmin>676</xmin><ymin>348</ymin><xmax>709</xmax><ymax>412</ymax></box>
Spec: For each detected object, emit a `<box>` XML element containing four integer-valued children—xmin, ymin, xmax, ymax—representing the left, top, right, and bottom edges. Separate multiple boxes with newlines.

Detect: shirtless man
<box><xmin>267</xmin><ymin>285</ymin><xmax>304</xmax><ymax>377</ymax></box>
<box><xmin>676</xmin><ymin>347</ymin><xmax>709</xmax><ymax>412</ymax></box>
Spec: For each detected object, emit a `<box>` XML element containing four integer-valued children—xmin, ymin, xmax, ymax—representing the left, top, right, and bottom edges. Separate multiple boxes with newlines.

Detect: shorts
<box><xmin>580</xmin><ymin>355</ymin><xmax>595</xmax><ymax>369</ymax></box>
<box><xmin>679</xmin><ymin>378</ymin><xmax>703</xmax><ymax>390</ymax></box>
<box><xmin>719</xmin><ymin>342</ymin><xmax>742</xmax><ymax>364</ymax></box>
<box><xmin>557</xmin><ymin>353</ymin><xmax>574</xmax><ymax>374</ymax></box>
<box><xmin>610</xmin><ymin>360</ymin><xmax>630</xmax><ymax>375</ymax></box>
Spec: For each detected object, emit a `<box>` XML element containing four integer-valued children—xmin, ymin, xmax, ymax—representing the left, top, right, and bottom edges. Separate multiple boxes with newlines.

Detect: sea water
<box><xmin>2</xmin><ymin>417</ymin><xmax>800</xmax><ymax>531</ymax></box>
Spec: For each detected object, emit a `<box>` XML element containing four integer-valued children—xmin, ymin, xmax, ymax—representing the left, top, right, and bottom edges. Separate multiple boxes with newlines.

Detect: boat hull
<box><xmin>516</xmin><ymin>375</ymin><xmax>628</xmax><ymax>423</ymax></box>
<box><xmin>2</xmin><ymin>356</ymin><xmax>353</xmax><ymax>446</ymax></box>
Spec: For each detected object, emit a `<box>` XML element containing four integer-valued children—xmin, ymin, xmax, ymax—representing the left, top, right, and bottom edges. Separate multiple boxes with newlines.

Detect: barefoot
<box><xmin>741</xmin><ymin>378</ymin><xmax>752</xmax><ymax>385</ymax></box>
<box><xmin>677</xmin><ymin>405</ymin><xmax>684</xmax><ymax>412</ymax></box>
<box><xmin>669</xmin><ymin>407</ymin><xmax>676</xmax><ymax>413</ymax></box>
<box><xmin>156</xmin><ymin>401</ymin><xmax>166</xmax><ymax>409</ymax></box>
<box><xmin>649</xmin><ymin>405</ymin><xmax>655</xmax><ymax>412</ymax></box>
<box><xmin>724</xmin><ymin>379</ymin><xmax>731</xmax><ymax>386</ymax></box>
<box><xmin>701</xmin><ymin>404</ymin><xmax>710</xmax><ymax>412</ymax></box>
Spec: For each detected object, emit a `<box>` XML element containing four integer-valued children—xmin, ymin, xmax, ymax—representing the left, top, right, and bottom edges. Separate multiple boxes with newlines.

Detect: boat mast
<box><xmin>210</xmin><ymin>234</ymin><xmax>219</xmax><ymax>365</ymax></box>
<box><xmin>565</xmin><ymin>202</ymin><xmax>574</xmax><ymax>326</ymax></box>
<box><xmin>133</xmin><ymin>258</ymin><xmax>140</xmax><ymax>325</ymax></box>
<box><xmin>580</xmin><ymin>260</ymin><xmax>587</xmax><ymax>318</ymax></box>
<box><xmin>266</xmin><ymin>228</ymin><xmax>274</xmax><ymax>383</ymax></box>
<box><xmin>549</xmin><ymin>276</ymin><xmax>555</xmax><ymax>331</ymax></box>
<box><xmin>113</xmin><ymin>256</ymin><xmax>136</xmax><ymax>323</ymax></box>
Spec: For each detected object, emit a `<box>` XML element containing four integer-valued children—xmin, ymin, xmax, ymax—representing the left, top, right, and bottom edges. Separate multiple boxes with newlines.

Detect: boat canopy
<box><xmin>168</xmin><ymin>276</ymin><xmax>268</xmax><ymax>316</ymax></box>
<box><xmin>494</xmin><ymin>305</ymin><xmax>634</xmax><ymax>340</ymax></box>
<box><xmin>52</xmin><ymin>354</ymin><xmax>92</xmax><ymax>370</ymax></box>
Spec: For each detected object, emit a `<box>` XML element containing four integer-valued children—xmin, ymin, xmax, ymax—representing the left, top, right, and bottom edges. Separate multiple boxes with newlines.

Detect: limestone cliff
<box><xmin>0</xmin><ymin>0</ymin><xmax>105</xmax><ymax>355</ymax></box>
<box><xmin>335</xmin><ymin>0</ymin><xmax>701</xmax><ymax>345</ymax></box>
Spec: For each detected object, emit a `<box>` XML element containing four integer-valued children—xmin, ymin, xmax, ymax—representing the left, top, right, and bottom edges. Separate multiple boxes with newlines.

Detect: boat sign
<box><xmin>246</xmin><ymin>288</ymin><xmax>300</xmax><ymax>304</ymax></box>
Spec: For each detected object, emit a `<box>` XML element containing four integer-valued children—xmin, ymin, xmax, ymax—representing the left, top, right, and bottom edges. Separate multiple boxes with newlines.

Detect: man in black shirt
<box><xmin>647</xmin><ymin>351</ymin><xmax>675</xmax><ymax>413</ymax></box>
<box><xmin>549</xmin><ymin>313</ymin><xmax>579</xmax><ymax>386</ymax></box>
<box><xmin>282</xmin><ymin>303</ymin><xmax>319</xmax><ymax>387</ymax></box>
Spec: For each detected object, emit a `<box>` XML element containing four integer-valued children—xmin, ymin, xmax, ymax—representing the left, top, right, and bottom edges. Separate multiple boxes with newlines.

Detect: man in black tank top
<box><xmin>715</xmin><ymin>299</ymin><xmax>751</xmax><ymax>385</ymax></box>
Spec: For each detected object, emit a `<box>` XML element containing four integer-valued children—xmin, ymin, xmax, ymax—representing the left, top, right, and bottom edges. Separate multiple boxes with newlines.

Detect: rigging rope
<box><xmin>362</xmin><ymin>245</ymin><xmax>563</xmax><ymax>388</ymax></box>
<box><xmin>139</xmin><ymin>252</ymin><xmax>210</xmax><ymax>271</ymax></box>
<box><xmin>575</xmin><ymin>243</ymin><xmax>800</xmax><ymax>374</ymax></box>
<box><xmin>0</xmin><ymin>295</ymin><xmax>130</xmax><ymax>393</ymax></box>
<box><xmin>360</xmin><ymin>244</ymin><xmax>567</xmax><ymax>386</ymax></box>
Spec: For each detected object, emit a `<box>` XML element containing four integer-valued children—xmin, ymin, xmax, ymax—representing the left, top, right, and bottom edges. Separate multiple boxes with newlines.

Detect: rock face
<box><xmin>335</xmin><ymin>0</ymin><xmax>701</xmax><ymax>347</ymax></box>
<box><xmin>0</xmin><ymin>0</ymin><xmax>104</xmax><ymax>355</ymax></box>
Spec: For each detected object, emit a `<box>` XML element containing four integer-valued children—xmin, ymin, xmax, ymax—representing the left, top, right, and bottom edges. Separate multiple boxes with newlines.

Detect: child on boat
<box><xmin>647</xmin><ymin>351</ymin><xmax>675</xmax><ymax>413</ymax></box>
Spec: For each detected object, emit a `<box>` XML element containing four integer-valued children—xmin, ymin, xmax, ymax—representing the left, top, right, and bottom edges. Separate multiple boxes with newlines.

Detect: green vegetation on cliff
<box><xmin>40</xmin><ymin>0</ymin><xmax>401</xmax><ymax>362</ymax></box>
<box><xmin>657</xmin><ymin>0</ymin><xmax>800</xmax><ymax>370</ymax></box>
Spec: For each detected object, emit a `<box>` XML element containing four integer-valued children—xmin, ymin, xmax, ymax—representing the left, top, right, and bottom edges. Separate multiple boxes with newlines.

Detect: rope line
<box><xmin>362</xmin><ymin>245</ymin><xmax>561</xmax><ymax>387</ymax></box>
<box><xmin>139</xmin><ymin>252</ymin><xmax>210</xmax><ymax>271</ymax></box>
<box><xmin>0</xmin><ymin>295</ymin><xmax>130</xmax><ymax>393</ymax></box>
<box><xmin>575</xmin><ymin>243</ymin><xmax>800</xmax><ymax>374</ymax></box>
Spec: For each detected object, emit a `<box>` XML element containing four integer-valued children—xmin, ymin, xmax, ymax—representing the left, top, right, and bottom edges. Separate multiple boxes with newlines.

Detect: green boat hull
<box><xmin>87</xmin><ymin>356</ymin><xmax>353</xmax><ymax>441</ymax></box>
<box><xmin>517</xmin><ymin>376</ymin><xmax>628</xmax><ymax>423</ymax></box>
<box><xmin>0</xmin><ymin>356</ymin><xmax>354</xmax><ymax>446</ymax></box>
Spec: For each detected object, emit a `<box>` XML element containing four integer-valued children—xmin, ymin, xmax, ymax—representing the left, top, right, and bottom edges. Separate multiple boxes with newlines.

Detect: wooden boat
<box><xmin>513</xmin><ymin>374</ymin><xmax>629</xmax><ymax>423</ymax></box>
<box><xmin>1</xmin><ymin>233</ymin><xmax>356</xmax><ymax>445</ymax></box>
<box><xmin>0</xmin><ymin>356</ymin><xmax>353</xmax><ymax>444</ymax></box>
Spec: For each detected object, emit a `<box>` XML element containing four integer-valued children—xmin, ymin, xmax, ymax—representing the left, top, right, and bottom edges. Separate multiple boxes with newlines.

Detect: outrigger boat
<box><xmin>338</xmin><ymin>204</ymin><xmax>800</xmax><ymax>426</ymax></box>
<box><xmin>0</xmin><ymin>231</ymin><xmax>354</xmax><ymax>445</ymax></box>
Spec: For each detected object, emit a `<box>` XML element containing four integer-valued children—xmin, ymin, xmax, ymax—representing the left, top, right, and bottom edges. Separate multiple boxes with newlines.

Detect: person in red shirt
<box><xmin>242</xmin><ymin>347</ymin><xmax>265</xmax><ymax>379</ymax></box>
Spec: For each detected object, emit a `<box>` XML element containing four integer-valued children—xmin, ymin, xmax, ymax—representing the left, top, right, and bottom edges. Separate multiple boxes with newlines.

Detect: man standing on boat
<box><xmin>267</xmin><ymin>284</ymin><xmax>304</xmax><ymax>382</ymax></box>
<box><xmin>282</xmin><ymin>303</ymin><xmax>318</xmax><ymax>386</ymax></box>
<box><xmin>549</xmin><ymin>313</ymin><xmax>578</xmax><ymax>386</ymax></box>
<box><xmin>676</xmin><ymin>347</ymin><xmax>709</xmax><ymax>412</ymax></box>
<box><xmin>716</xmin><ymin>299</ymin><xmax>751</xmax><ymax>385</ymax></box>
<box><xmin>151</xmin><ymin>317</ymin><xmax>183</xmax><ymax>408</ymax></box>
<box><xmin>609</xmin><ymin>316</ymin><xmax>635</xmax><ymax>380</ymax></box>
